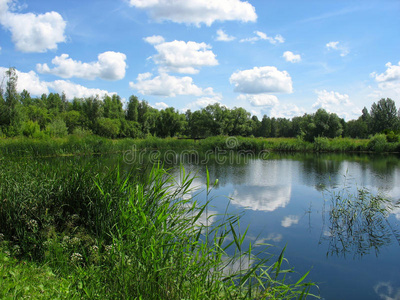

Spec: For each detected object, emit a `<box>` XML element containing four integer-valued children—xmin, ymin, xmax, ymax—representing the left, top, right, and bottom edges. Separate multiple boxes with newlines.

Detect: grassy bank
<box><xmin>0</xmin><ymin>158</ymin><xmax>316</xmax><ymax>299</ymax></box>
<box><xmin>1</xmin><ymin>134</ymin><xmax>399</xmax><ymax>158</ymax></box>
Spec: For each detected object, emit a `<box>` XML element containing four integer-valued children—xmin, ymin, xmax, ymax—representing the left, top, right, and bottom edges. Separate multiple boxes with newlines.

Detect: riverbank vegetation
<box><xmin>0</xmin><ymin>158</ymin><xmax>316</xmax><ymax>299</ymax></box>
<box><xmin>1</xmin><ymin>67</ymin><xmax>400</xmax><ymax>143</ymax></box>
<box><xmin>1</xmin><ymin>134</ymin><xmax>399</xmax><ymax>158</ymax></box>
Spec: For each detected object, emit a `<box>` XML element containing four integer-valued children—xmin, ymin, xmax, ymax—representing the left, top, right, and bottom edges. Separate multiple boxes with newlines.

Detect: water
<box><xmin>164</xmin><ymin>153</ymin><xmax>400</xmax><ymax>300</ymax></box>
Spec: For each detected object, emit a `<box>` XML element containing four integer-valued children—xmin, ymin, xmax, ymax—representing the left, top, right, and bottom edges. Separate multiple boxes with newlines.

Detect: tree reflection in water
<box><xmin>321</xmin><ymin>188</ymin><xmax>400</xmax><ymax>258</ymax></box>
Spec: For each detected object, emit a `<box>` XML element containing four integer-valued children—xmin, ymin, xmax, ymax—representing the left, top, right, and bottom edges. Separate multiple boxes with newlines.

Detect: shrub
<box><xmin>367</xmin><ymin>134</ymin><xmax>387</xmax><ymax>152</ymax></box>
<box><xmin>46</xmin><ymin>118</ymin><xmax>68</xmax><ymax>138</ymax></box>
<box><xmin>22</xmin><ymin>121</ymin><xmax>41</xmax><ymax>137</ymax></box>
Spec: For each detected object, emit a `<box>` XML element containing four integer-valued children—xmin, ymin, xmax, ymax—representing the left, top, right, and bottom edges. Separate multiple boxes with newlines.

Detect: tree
<box><xmin>370</xmin><ymin>98</ymin><xmax>399</xmax><ymax>133</ymax></box>
<box><xmin>156</xmin><ymin>107</ymin><xmax>185</xmax><ymax>137</ymax></box>
<box><xmin>258</xmin><ymin>115</ymin><xmax>271</xmax><ymax>137</ymax></box>
<box><xmin>96</xmin><ymin>117</ymin><xmax>121</xmax><ymax>138</ymax></box>
<box><xmin>346</xmin><ymin>119</ymin><xmax>368</xmax><ymax>138</ymax></box>
<box><xmin>2</xmin><ymin>67</ymin><xmax>24</xmax><ymax>136</ymax></box>
<box><xmin>126</xmin><ymin>95</ymin><xmax>139</xmax><ymax>122</ymax></box>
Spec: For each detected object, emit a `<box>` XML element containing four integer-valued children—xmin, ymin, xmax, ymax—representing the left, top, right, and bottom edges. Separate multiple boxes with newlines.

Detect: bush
<box><xmin>22</xmin><ymin>121</ymin><xmax>41</xmax><ymax>138</ymax></box>
<box><xmin>386</xmin><ymin>131</ymin><xmax>400</xmax><ymax>143</ymax></box>
<box><xmin>367</xmin><ymin>134</ymin><xmax>387</xmax><ymax>152</ymax></box>
<box><xmin>46</xmin><ymin>119</ymin><xmax>68</xmax><ymax>138</ymax></box>
<box><xmin>313</xmin><ymin>136</ymin><xmax>330</xmax><ymax>152</ymax></box>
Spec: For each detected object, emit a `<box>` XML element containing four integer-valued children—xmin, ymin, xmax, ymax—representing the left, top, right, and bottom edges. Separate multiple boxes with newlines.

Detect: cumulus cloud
<box><xmin>313</xmin><ymin>90</ymin><xmax>360</xmax><ymax>120</ymax></box>
<box><xmin>0</xmin><ymin>66</ymin><xmax>49</xmax><ymax>95</ymax></box>
<box><xmin>230</xmin><ymin>66</ymin><xmax>293</xmax><ymax>94</ymax></box>
<box><xmin>215</xmin><ymin>29</ymin><xmax>235</xmax><ymax>42</ymax></box>
<box><xmin>37</xmin><ymin>51</ymin><xmax>127</xmax><ymax>81</ymax></box>
<box><xmin>129</xmin><ymin>0</ymin><xmax>257</xmax><ymax>26</ymax></box>
<box><xmin>371</xmin><ymin>61</ymin><xmax>400</xmax><ymax>82</ymax></box>
<box><xmin>269</xmin><ymin>102</ymin><xmax>306</xmax><ymax>119</ymax></box>
<box><xmin>47</xmin><ymin>80</ymin><xmax>116</xmax><ymax>99</ymax></box>
<box><xmin>238</xmin><ymin>94</ymin><xmax>279</xmax><ymax>107</ymax></box>
<box><xmin>240</xmin><ymin>31</ymin><xmax>284</xmax><ymax>44</ymax></box>
<box><xmin>145</xmin><ymin>38</ymin><xmax>218</xmax><ymax>74</ymax></box>
<box><xmin>154</xmin><ymin>102</ymin><xmax>169</xmax><ymax>109</ymax></box>
<box><xmin>369</xmin><ymin>61</ymin><xmax>400</xmax><ymax>101</ymax></box>
<box><xmin>0</xmin><ymin>67</ymin><xmax>115</xmax><ymax>99</ymax></box>
<box><xmin>281</xmin><ymin>215</ymin><xmax>300</xmax><ymax>228</ymax></box>
<box><xmin>283</xmin><ymin>51</ymin><xmax>301</xmax><ymax>63</ymax></box>
<box><xmin>181</xmin><ymin>94</ymin><xmax>223</xmax><ymax>112</ymax></box>
<box><xmin>129</xmin><ymin>72</ymin><xmax>213</xmax><ymax>97</ymax></box>
<box><xmin>326</xmin><ymin>41</ymin><xmax>349</xmax><ymax>57</ymax></box>
<box><xmin>0</xmin><ymin>0</ymin><xmax>66</xmax><ymax>52</ymax></box>
<box><xmin>143</xmin><ymin>35</ymin><xmax>165</xmax><ymax>45</ymax></box>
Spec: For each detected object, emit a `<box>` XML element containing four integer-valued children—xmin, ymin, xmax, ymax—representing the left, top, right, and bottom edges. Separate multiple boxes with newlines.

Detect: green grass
<box><xmin>0</xmin><ymin>134</ymin><xmax>399</xmax><ymax>158</ymax></box>
<box><xmin>0</xmin><ymin>246</ymin><xmax>77</xmax><ymax>299</ymax></box>
<box><xmin>0</xmin><ymin>157</ymin><xmax>317</xmax><ymax>299</ymax></box>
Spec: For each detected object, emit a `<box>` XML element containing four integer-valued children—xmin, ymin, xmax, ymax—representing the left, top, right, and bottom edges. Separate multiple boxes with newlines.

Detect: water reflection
<box><xmin>374</xmin><ymin>282</ymin><xmax>400</xmax><ymax>300</ymax></box>
<box><xmin>230</xmin><ymin>185</ymin><xmax>291</xmax><ymax>212</ymax></box>
<box><xmin>321</xmin><ymin>188</ymin><xmax>400</xmax><ymax>258</ymax></box>
<box><xmin>281</xmin><ymin>215</ymin><xmax>300</xmax><ymax>228</ymax></box>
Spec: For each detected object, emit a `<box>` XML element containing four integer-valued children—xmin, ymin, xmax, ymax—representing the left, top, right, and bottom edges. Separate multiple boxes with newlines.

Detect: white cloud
<box><xmin>182</xmin><ymin>94</ymin><xmax>223</xmax><ymax>112</ymax></box>
<box><xmin>46</xmin><ymin>80</ymin><xmax>115</xmax><ymax>99</ymax></box>
<box><xmin>313</xmin><ymin>89</ymin><xmax>360</xmax><ymax>120</ymax></box>
<box><xmin>145</xmin><ymin>38</ymin><xmax>218</xmax><ymax>74</ymax></box>
<box><xmin>230</xmin><ymin>66</ymin><xmax>293</xmax><ymax>94</ymax></box>
<box><xmin>37</xmin><ymin>51</ymin><xmax>127</xmax><ymax>81</ymax></box>
<box><xmin>326</xmin><ymin>41</ymin><xmax>349</xmax><ymax>57</ymax></box>
<box><xmin>129</xmin><ymin>0</ymin><xmax>257</xmax><ymax>26</ymax></box>
<box><xmin>0</xmin><ymin>0</ymin><xmax>66</xmax><ymax>52</ymax></box>
<box><xmin>371</xmin><ymin>61</ymin><xmax>400</xmax><ymax>82</ymax></box>
<box><xmin>154</xmin><ymin>102</ymin><xmax>169</xmax><ymax>109</ymax></box>
<box><xmin>143</xmin><ymin>35</ymin><xmax>165</xmax><ymax>45</ymax></box>
<box><xmin>215</xmin><ymin>29</ymin><xmax>235</xmax><ymax>42</ymax></box>
<box><xmin>0</xmin><ymin>67</ymin><xmax>49</xmax><ymax>95</ymax></box>
<box><xmin>130</xmin><ymin>72</ymin><xmax>210</xmax><ymax>97</ymax></box>
<box><xmin>230</xmin><ymin>185</ymin><xmax>291</xmax><ymax>212</ymax></box>
<box><xmin>256</xmin><ymin>233</ymin><xmax>283</xmax><ymax>244</ymax></box>
<box><xmin>238</xmin><ymin>94</ymin><xmax>279</xmax><ymax>107</ymax></box>
<box><xmin>369</xmin><ymin>61</ymin><xmax>400</xmax><ymax>101</ymax></box>
<box><xmin>240</xmin><ymin>31</ymin><xmax>284</xmax><ymax>44</ymax></box>
<box><xmin>269</xmin><ymin>102</ymin><xmax>306</xmax><ymax>119</ymax></box>
<box><xmin>0</xmin><ymin>66</ymin><xmax>115</xmax><ymax>99</ymax></box>
<box><xmin>281</xmin><ymin>215</ymin><xmax>299</xmax><ymax>228</ymax></box>
<box><xmin>283</xmin><ymin>51</ymin><xmax>301</xmax><ymax>63</ymax></box>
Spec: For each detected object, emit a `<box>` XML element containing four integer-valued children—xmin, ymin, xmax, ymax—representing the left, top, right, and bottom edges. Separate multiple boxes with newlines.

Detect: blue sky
<box><xmin>0</xmin><ymin>0</ymin><xmax>399</xmax><ymax>120</ymax></box>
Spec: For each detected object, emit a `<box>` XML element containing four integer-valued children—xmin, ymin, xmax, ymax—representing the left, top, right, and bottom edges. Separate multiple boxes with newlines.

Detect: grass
<box><xmin>0</xmin><ymin>134</ymin><xmax>399</xmax><ymax>158</ymax></box>
<box><xmin>0</xmin><ymin>157</ymin><xmax>317</xmax><ymax>299</ymax></box>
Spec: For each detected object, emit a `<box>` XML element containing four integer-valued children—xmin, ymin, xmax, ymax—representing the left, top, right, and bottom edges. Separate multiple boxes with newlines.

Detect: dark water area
<box><xmin>163</xmin><ymin>152</ymin><xmax>400</xmax><ymax>300</ymax></box>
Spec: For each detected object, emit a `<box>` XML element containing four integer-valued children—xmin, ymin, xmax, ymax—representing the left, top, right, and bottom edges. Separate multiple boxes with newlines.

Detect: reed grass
<box><xmin>1</xmin><ymin>134</ymin><xmax>399</xmax><ymax>158</ymax></box>
<box><xmin>0</xmin><ymin>157</ymin><xmax>317</xmax><ymax>299</ymax></box>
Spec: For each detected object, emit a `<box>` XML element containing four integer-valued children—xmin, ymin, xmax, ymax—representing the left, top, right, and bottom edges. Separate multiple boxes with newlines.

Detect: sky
<box><xmin>0</xmin><ymin>0</ymin><xmax>399</xmax><ymax>120</ymax></box>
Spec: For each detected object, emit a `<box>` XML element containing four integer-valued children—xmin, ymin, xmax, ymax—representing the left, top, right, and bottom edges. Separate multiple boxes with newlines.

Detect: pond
<box><xmin>153</xmin><ymin>152</ymin><xmax>400</xmax><ymax>300</ymax></box>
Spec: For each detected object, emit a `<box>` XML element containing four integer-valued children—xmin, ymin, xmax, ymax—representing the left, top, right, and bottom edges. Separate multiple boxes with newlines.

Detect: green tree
<box><xmin>63</xmin><ymin>110</ymin><xmax>83</xmax><ymax>134</ymax></box>
<box><xmin>3</xmin><ymin>67</ymin><xmax>24</xmax><ymax>136</ymax></box>
<box><xmin>346</xmin><ymin>119</ymin><xmax>368</xmax><ymax>138</ymax></box>
<box><xmin>126</xmin><ymin>95</ymin><xmax>139</xmax><ymax>122</ymax></box>
<box><xmin>156</xmin><ymin>107</ymin><xmax>185</xmax><ymax>138</ymax></box>
<box><xmin>370</xmin><ymin>98</ymin><xmax>399</xmax><ymax>133</ymax></box>
<box><xmin>258</xmin><ymin>115</ymin><xmax>271</xmax><ymax>137</ymax></box>
<box><xmin>96</xmin><ymin>117</ymin><xmax>121</xmax><ymax>138</ymax></box>
<box><xmin>46</xmin><ymin>118</ymin><xmax>68</xmax><ymax>137</ymax></box>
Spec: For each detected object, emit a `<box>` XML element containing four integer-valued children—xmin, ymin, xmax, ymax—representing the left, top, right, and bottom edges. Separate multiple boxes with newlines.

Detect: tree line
<box><xmin>1</xmin><ymin>67</ymin><xmax>400</xmax><ymax>141</ymax></box>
